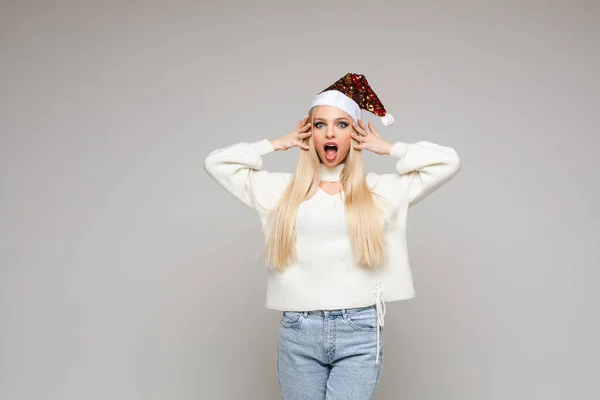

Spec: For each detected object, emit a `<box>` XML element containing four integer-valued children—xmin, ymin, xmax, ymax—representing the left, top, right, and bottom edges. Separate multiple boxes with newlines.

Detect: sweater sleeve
<box><xmin>370</xmin><ymin>141</ymin><xmax>461</xmax><ymax>208</ymax></box>
<box><xmin>203</xmin><ymin>138</ymin><xmax>280</xmax><ymax>211</ymax></box>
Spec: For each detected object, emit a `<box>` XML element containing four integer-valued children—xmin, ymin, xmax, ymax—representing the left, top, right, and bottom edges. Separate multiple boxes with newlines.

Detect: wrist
<box><xmin>388</xmin><ymin>141</ymin><xmax>409</xmax><ymax>158</ymax></box>
<box><xmin>270</xmin><ymin>139</ymin><xmax>283</xmax><ymax>151</ymax></box>
<box><xmin>381</xmin><ymin>141</ymin><xmax>394</xmax><ymax>155</ymax></box>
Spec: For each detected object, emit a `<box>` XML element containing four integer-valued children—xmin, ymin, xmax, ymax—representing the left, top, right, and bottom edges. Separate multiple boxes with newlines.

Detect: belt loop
<box><xmin>303</xmin><ymin>311</ymin><xmax>308</xmax><ymax>318</ymax></box>
<box><xmin>342</xmin><ymin>308</ymin><xmax>347</xmax><ymax>319</ymax></box>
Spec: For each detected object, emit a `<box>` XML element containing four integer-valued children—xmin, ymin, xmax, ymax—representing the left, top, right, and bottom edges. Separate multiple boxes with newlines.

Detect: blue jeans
<box><xmin>277</xmin><ymin>305</ymin><xmax>384</xmax><ymax>400</ymax></box>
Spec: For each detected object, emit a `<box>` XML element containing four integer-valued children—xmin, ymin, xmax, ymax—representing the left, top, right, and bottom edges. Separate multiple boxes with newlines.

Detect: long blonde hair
<box><xmin>263</xmin><ymin>106</ymin><xmax>387</xmax><ymax>271</ymax></box>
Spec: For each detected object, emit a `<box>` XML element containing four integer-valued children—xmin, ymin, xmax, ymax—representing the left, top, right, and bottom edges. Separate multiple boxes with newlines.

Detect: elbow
<box><xmin>203</xmin><ymin>147</ymin><xmax>225</xmax><ymax>174</ymax></box>
<box><xmin>453</xmin><ymin>150</ymin><xmax>461</xmax><ymax>172</ymax></box>
<box><xmin>447</xmin><ymin>148</ymin><xmax>461</xmax><ymax>175</ymax></box>
<box><xmin>203</xmin><ymin>155</ymin><xmax>216</xmax><ymax>177</ymax></box>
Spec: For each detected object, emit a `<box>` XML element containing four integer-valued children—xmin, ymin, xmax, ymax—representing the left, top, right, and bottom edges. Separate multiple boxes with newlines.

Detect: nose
<box><xmin>325</xmin><ymin>124</ymin><xmax>335</xmax><ymax>138</ymax></box>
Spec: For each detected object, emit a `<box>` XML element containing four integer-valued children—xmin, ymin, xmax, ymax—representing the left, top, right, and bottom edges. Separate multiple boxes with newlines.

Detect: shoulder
<box><xmin>365</xmin><ymin>172</ymin><xmax>410</xmax><ymax>211</ymax></box>
<box><xmin>365</xmin><ymin>172</ymin><xmax>382</xmax><ymax>188</ymax></box>
<box><xmin>365</xmin><ymin>172</ymin><xmax>408</xmax><ymax>193</ymax></box>
<box><xmin>253</xmin><ymin>170</ymin><xmax>293</xmax><ymax>189</ymax></box>
<box><xmin>250</xmin><ymin>171</ymin><xmax>293</xmax><ymax>211</ymax></box>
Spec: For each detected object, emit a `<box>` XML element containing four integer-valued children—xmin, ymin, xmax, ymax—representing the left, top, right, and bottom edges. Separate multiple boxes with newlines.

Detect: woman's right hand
<box><xmin>270</xmin><ymin>116</ymin><xmax>312</xmax><ymax>151</ymax></box>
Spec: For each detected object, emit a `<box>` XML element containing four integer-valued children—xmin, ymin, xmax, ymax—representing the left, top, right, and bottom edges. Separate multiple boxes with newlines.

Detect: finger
<box><xmin>352</xmin><ymin>122</ymin><xmax>366</xmax><ymax>136</ymax></box>
<box><xmin>296</xmin><ymin>122</ymin><xmax>312</xmax><ymax>133</ymax></box>
<box><xmin>358</xmin><ymin>121</ymin><xmax>370</xmax><ymax>136</ymax></box>
<box><xmin>358</xmin><ymin>118</ymin><xmax>368</xmax><ymax>131</ymax></box>
<box><xmin>350</xmin><ymin>131</ymin><xmax>365</xmax><ymax>142</ymax></box>
<box><xmin>367</xmin><ymin>121</ymin><xmax>380</xmax><ymax>137</ymax></box>
<box><xmin>353</xmin><ymin>143</ymin><xmax>362</xmax><ymax>150</ymax></box>
<box><xmin>298</xmin><ymin>131</ymin><xmax>312</xmax><ymax>138</ymax></box>
<box><xmin>295</xmin><ymin>140</ymin><xmax>309</xmax><ymax>150</ymax></box>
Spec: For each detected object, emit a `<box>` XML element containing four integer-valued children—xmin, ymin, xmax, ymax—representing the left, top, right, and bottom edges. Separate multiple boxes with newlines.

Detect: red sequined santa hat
<box><xmin>309</xmin><ymin>72</ymin><xmax>395</xmax><ymax>126</ymax></box>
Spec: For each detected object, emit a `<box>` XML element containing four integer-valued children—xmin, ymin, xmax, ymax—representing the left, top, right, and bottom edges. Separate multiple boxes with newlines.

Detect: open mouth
<box><xmin>324</xmin><ymin>144</ymin><xmax>338</xmax><ymax>160</ymax></box>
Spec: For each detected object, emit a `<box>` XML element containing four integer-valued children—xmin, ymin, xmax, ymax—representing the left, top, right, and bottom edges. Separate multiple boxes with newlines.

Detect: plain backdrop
<box><xmin>1</xmin><ymin>1</ymin><xmax>598</xmax><ymax>399</ymax></box>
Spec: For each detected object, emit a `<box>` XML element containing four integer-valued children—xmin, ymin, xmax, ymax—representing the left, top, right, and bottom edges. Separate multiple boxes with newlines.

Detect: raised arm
<box><xmin>203</xmin><ymin>116</ymin><xmax>313</xmax><ymax>211</ymax></box>
<box><xmin>203</xmin><ymin>139</ymin><xmax>276</xmax><ymax>210</ymax></box>
<box><xmin>367</xmin><ymin>140</ymin><xmax>461</xmax><ymax>208</ymax></box>
<box><xmin>352</xmin><ymin>119</ymin><xmax>461</xmax><ymax>208</ymax></box>
<box><xmin>389</xmin><ymin>141</ymin><xmax>461</xmax><ymax>207</ymax></box>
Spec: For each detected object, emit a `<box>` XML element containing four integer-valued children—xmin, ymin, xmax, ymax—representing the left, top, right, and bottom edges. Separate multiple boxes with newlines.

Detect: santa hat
<box><xmin>309</xmin><ymin>72</ymin><xmax>395</xmax><ymax>126</ymax></box>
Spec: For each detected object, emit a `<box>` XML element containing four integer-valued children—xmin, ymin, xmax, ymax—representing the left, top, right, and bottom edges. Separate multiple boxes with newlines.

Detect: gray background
<box><xmin>1</xmin><ymin>0</ymin><xmax>598</xmax><ymax>399</ymax></box>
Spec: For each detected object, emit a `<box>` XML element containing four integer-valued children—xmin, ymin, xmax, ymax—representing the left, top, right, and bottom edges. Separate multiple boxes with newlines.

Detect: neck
<box><xmin>319</xmin><ymin>162</ymin><xmax>345</xmax><ymax>182</ymax></box>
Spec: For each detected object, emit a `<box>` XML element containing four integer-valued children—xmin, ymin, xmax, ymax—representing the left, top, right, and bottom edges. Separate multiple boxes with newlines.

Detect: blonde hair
<box><xmin>262</xmin><ymin>106</ymin><xmax>387</xmax><ymax>271</ymax></box>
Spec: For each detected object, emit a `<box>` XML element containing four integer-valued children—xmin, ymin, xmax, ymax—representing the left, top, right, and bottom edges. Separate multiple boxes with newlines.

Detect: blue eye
<box><xmin>314</xmin><ymin>121</ymin><xmax>349</xmax><ymax>128</ymax></box>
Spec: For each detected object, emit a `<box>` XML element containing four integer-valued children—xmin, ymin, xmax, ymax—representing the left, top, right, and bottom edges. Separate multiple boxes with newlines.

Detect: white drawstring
<box><xmin>373</xmin><ymin>277</ymin><xmax>386</xmax><ymax>365</ymax></box>
<box><xmin>374</xmin><ymin>293</ymin><xmax>385</xmax><ymax>364</ymax></box>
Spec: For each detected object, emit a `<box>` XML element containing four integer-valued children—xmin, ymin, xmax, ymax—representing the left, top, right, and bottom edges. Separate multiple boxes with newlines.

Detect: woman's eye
<box><xmin>314</xmin><ymin>122</ymin><xmax>348</xmax><ymax>128</ymax></box>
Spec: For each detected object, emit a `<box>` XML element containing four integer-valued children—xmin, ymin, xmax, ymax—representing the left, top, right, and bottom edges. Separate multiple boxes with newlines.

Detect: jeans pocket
<box><xmin>346</xmin><ymin>308</ymin><xmax>377</xmax><ymax>331</ymax></box>
<box><xmin>280</xmin><ymin>311</ymin><xmax>303</xmax><ymax>328</ymax></box>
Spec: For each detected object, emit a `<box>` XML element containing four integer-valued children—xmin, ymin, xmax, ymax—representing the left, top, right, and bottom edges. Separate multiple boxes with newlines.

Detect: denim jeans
<box><xmin>277</xmin><ymin>305</ymin><xmax>384</xmax><ymax>400</ymax></box>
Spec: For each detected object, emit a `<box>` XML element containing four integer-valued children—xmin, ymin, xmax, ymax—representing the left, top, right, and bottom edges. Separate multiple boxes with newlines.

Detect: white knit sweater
<box><xmin>204</xmin><ymin>138</ymin><xmax>460</xmax><ymax>312</ymax></box>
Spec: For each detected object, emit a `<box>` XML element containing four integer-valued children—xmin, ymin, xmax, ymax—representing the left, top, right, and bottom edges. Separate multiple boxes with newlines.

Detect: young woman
<box><xmin>204</xmin><ymin>73</ymin><xmax>461</xmax><ymax>399</ymax></box>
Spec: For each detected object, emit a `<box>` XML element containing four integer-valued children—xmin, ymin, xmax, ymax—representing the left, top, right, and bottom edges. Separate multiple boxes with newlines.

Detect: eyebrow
<box><xmin>313</xmin><ymin>117</ymin><xmax>351</xmax><ymax>122</ymax></box>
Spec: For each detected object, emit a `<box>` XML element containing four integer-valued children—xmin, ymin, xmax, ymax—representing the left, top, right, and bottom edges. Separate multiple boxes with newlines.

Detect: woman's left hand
<box><xmin>351</xmin><ymin>119</ymin><xmax>394</xmax><ymax>155</ymax></box>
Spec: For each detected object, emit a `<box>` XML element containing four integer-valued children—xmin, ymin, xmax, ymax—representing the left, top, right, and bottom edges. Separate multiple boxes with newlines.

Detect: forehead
<box><xmin>313</xmin><ymin>105</ymin><xmax>351</xmax><ymax>120</ymax></box>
